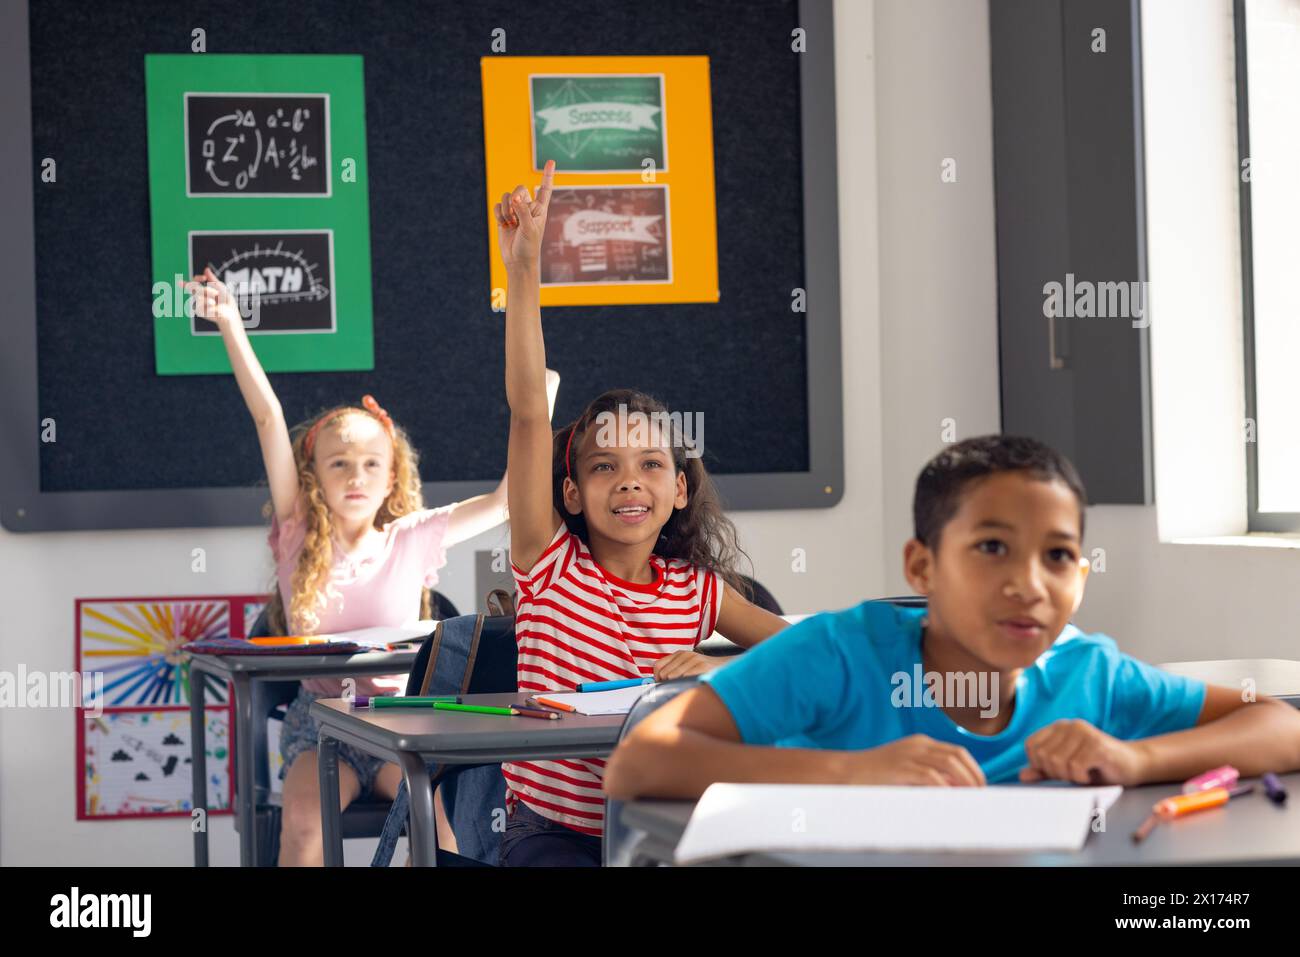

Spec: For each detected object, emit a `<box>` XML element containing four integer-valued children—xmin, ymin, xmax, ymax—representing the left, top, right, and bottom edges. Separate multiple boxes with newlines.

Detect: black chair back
<box><xmin>602</xmin><ymin>677</ymin><xmax>703</xmax><ymax>866</ymax></box>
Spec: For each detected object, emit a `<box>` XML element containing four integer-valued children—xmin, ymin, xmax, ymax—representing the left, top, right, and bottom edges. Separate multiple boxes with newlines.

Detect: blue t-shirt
<box><xmin>701</xmin><ymin>602</ymin><xmax>1207</xmax><ymax>783</ymax></box>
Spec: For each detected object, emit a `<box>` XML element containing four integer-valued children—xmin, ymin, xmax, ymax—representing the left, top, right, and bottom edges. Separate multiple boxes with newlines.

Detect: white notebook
<box><xmin>674</xmin><ymin>783</ymin><xmax>1123</xmax><ymax>864</ymax></box>
<box><xmin>535</xmin><ymin>685</ymin><xmax>654</xmax><ymax>715</ymax></box>
<box><xmin>316</xmin><ymin>622</ymin><xmax>437</xmax><ymax>649</ymax></box>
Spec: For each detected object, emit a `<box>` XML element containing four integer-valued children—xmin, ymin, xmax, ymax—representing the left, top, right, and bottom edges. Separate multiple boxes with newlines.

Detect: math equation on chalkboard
<box><xmin>184</xmin><ymin>93</ymin><xmax>330</xmax><ymax>196</ymax></box>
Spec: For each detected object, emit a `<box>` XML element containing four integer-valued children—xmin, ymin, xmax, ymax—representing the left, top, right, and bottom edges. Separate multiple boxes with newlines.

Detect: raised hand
<box><xmin>494</xmin><ymin>159</ymin><xmax>556</xmax><ymax>269</ymax></box>
<box><xmin>185</xmin><ymin>266</ymin><xmax>242</xmax><ymax>327</ymax></box>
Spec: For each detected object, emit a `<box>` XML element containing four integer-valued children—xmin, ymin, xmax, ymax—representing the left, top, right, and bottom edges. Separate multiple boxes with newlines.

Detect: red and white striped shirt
<box><xmin>505</xmin><ymin>524</ymin><xmax>723</xmax><ymax>835</ymax></box>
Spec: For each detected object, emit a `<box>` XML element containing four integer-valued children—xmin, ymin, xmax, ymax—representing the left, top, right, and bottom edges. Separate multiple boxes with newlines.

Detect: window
<box><xmin>1240</xmin><ymin>0</ymin><xmax>1300</xmax><ymax>527</ymax></box>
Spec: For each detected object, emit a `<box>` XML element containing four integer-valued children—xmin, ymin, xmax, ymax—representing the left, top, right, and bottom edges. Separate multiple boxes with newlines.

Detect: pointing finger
<box><xmin>536</xmin><ymin>159</ymin><xmax>555</xmax><ymax>209</ymax></box>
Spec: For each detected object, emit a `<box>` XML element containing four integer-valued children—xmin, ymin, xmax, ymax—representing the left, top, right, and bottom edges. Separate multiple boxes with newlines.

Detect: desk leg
<box><xmin>231</xmin><ymin>673</ymin><xmax>256</xmax><ymax>867</ymax></box>
<box><xmin>189</xmin><ymin>663</ymin><xmax>208</xmax><ymax>868</ymax></box>
<box><xmin>399</xmin><ymin>752</ymin><xmax>438</xmax><ymax>867</ymax></box>
<box><xmin>318</xmin><ymin>732</ymin><xmax>344</xmax><ymax>867</ymax></box>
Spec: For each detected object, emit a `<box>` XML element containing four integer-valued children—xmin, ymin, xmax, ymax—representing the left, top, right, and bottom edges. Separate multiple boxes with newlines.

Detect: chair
<box><xmin>602</xmin><ymin>676</ymin><xmax>704</xmax><ymax>867</ymax></box>
<box><xmin>872</xmin><ymin>595</ymin><xmax>927</xmax><ymax>608</ymax></box>
<box><xmin>244</xmin><ymin>590</ymin><xmax>460</xmax><ymax>866</ymax></box>
<box><xmin>369</xmin><ymin>613</ymin><xmax>519</xmax><ymax>867</ymax></box>
<box><xmin>697</xmin><ymin>575</ymin><xmax>785</xmax><ymax>660</ymax></box>
<box><xmin>737</xmin><ymin>575</ymin><xmax>783</xmax><ymax>616</ymax></box>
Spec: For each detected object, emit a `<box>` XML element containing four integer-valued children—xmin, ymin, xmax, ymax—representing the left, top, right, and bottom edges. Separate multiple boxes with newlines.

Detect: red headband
<box><xmin>303</xmin><ymin>394</ymin><xmax>395</xmax><ymax>458</ymax></box>
<box><xmin>564</xmin><ymin>424</ymin><xmax>578</xmax><ymax>481</ymax></box>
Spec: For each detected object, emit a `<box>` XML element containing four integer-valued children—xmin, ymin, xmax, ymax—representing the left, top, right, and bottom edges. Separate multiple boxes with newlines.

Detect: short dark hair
<box><xmin>912</xmin><ymin>435</ymin><xmax>1087</xmax><ymax>548</ymax></box>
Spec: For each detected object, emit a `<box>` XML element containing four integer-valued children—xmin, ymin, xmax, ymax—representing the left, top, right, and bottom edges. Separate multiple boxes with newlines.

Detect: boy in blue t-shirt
<box><xmin>606</xmin><ymin>436</ymin><xmax>1300</xmax><ymax>797</ymax></box>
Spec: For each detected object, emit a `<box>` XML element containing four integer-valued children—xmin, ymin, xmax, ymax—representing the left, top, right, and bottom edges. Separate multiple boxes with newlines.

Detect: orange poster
<box><xmin>481</xmin><ymin>56</ymin><xmax>719</xmax><ymax>306</ymax></box>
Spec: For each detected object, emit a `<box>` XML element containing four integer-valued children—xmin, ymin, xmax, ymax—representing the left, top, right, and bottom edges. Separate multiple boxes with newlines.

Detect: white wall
<box><xmin>872</xmin><ymin>0</ymin><xmax>1002</xmax><ymax>594</ymax></box>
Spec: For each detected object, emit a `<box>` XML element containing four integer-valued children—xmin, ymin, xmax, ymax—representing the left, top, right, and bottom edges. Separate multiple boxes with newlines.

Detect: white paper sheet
<box><xmin>674</xmin><ymin>783</ymin><xmax>1123</xmax><ymax>863</ymax></box>
<box><xmin>535</xmin><ymin>684</ymin><xmax>654</xmax><ymax>715</ymax></box>
<box><xmin>315</xmin><ymin>622</ymin><xmax>438</xmax><ymax>649</ymax></box>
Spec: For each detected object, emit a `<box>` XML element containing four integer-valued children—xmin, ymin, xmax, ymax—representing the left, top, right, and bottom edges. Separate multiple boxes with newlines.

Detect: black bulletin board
<box><xmin>0</xmin><ymin>0</ymin><xmax>843</xmax><ymax>531</ymax></box>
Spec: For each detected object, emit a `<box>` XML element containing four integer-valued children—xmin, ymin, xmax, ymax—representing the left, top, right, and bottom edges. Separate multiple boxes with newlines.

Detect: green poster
<box><xmin>531</xmin><ymin>74</ymin><xmax>666</xmax><ymax>173</ymax></box>
<box><xmin>145</xmin><ymin>54</ymin><xmax>373</xmax><ymax>375</ymax></box>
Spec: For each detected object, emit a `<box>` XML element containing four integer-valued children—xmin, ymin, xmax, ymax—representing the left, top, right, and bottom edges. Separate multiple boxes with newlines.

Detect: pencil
<box><xmin>1131</xmin><ymin>812</ymin><xmax>1159</xmax><ymax>844</ymax></box>
<box><xmin>511</xmin><ymin>705</ymin><xmax>561</xmax><ymax>720</ymax></box>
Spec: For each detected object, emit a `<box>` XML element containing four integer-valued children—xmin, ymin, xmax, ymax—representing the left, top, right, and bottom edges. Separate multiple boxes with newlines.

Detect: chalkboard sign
<box><xmin>185</xmin><ymin>93</ymin><xmax>330</xmax><ymax>196</ymax></box>
<box><xmin>0</xmin><ymin>0</ymin><xmax>843</xmax><ymax>532</ymax></box>
<box><xmin>189</xmin><ymin>230</ymin><xmax>336</xmax><ymax>334</ymax></box>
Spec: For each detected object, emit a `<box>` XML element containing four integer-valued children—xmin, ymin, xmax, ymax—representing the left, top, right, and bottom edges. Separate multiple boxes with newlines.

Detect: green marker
<box><xmin>433</xmin><ymin>702</ymin><xmax>516</xmax><ymax>716</ymax></box>
<box><xmin>355</xmin><ymin>695</ymin><xmax>460</xmax><ymax>709</ymax></box>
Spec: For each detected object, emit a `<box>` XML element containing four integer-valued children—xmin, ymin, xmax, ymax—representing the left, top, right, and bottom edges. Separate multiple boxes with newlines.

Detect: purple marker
<box><xmin>1263</xmin><ymin>772</ymin><xmax>1288</xmax><ymax>805</ymax></box>
<box><xmin>350</xmin><ymin>695</ymin><xmax>372</xmax><ymax>709</ymax></box>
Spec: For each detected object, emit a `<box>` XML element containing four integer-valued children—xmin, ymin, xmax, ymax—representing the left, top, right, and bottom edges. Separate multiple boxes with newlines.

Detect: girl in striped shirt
<box><xmin>494</xmin><ymin>162</ymin><xmax>787</xmax><ymax>865</ymax></box>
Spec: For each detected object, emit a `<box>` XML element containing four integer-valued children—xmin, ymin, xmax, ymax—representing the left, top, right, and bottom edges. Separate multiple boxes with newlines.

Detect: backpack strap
<box><xmin>416</xmin><ymin>620</ymin><xmax>445</xmax><ymax>695</ymax></box>
<box><xmin>459</xmin><ymin>614</ymin><xmax>487</xmax><ymax>696</ymax></box>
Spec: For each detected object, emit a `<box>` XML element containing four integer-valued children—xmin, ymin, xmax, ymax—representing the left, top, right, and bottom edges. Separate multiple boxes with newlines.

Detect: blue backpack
<box><xmin>371</xmin><ymin>613</ymin><xmax>516</xmax><ymax>867</ymax></box>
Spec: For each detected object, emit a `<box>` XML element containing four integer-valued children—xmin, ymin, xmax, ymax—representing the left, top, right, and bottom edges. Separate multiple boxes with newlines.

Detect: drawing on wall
<box><xmin>81</xmin><ymin>708</ymin><xmax>232</xmax><ymax>819</ymax></box>
<box><xmin>74</xmin><ymin>592</ymin><xmax>264</xmax><ymax>820</ymax></box>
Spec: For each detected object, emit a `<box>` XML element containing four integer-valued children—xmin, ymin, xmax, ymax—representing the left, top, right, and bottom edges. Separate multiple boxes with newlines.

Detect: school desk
<box><xmin>1158</xmin><ymin>658</ymin><xmax>1300</xmax><ymax>705</ymax></box>
<box><xmin>309</xmin><ymin>694</ymin><xmax>627</xmax><ymax>866</ymax></box>
<box><xmin>612</xmin><ymin>771</ymin><xmax>1300</xmax><ymax>866</ymax></box>
<box><xmin>187</xmin><ymin>649</ymin><xmax>418</xmax><ymax>867</ymax></box>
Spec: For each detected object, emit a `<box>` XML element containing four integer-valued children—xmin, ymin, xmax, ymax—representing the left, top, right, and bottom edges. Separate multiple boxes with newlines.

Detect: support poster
<box><xmin>145</xmin><ymin>54</ymin><xmax>374</xmax><ymax>374</ymax></box>
<box><xmin>482</xmin><ymin>56</ymin><xmax>719</xmax><ymax>306</ymax></box>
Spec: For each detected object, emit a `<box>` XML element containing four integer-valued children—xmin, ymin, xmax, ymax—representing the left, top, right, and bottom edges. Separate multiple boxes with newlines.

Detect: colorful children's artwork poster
<box><xmin>74</xmin><ymin>594</ymin><xmax>266</xmax><ymax>820</ymax></box>
<box><xmin>77</xmin><ymin>598</ymin><xmax>234</xmax><ymax>709</ymax></box>
<box><xmin>482</xmin><ymin>56</ymin><xmax>718</xmax><ymax>306</ymax></box>
<box><xmin>80</xmin><ymin>708</ymin><xmax>232</xmax><ymax>819</ymax></box>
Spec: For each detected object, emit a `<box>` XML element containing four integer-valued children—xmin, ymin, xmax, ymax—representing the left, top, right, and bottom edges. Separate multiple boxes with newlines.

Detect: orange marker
<box><xmin>248</xmin><ymin>636</ymin><xmax>330</xmax><ymax>646</ymax></box>
<box><xmin>532</xmin><ymin>695</ymin><xmax>577</xmax><ymax>713</ymax></box>
<box><xmin>1155</xmin><ymin>784</ymin><xmax>1254</xmax><ymax>820</ymax></box>
<box><xmin>1133</xmin><ymin>784</ymin><xmax>1253</xmax><ymax>843</ymax></box>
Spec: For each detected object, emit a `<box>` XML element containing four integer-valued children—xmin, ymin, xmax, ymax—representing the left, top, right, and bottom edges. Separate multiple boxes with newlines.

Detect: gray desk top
<box><xmin>1158</xmin><ymin>659</ymin><xmax>1300</xmax><ymax>701</ymax></box>
<box><xmin>309</xmin><ymin>694</ymin><xmax>627</xmax><ymax>756</ymax></box>
<box><xmin>187</xmin><ymin>648</ymin><xmax>418</xmax><ymax>679</ymax></box>
<box><xmin>619</xmin><ymin>772</ymin><xmax>1300</xmax><ymax>866</ymax></box>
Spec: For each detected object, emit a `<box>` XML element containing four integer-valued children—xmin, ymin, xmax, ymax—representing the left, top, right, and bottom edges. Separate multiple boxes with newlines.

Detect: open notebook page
<box><xmin>674</xmin><ymin>783</ymin><xmax>1123</xmax><ymax>863</ymax></box>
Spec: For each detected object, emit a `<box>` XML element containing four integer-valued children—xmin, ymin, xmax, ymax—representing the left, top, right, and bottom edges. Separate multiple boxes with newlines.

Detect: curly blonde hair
<box><xmin>263</xmin><ymin>406</ymin><xmax>429</xmax><ymax>635</ymax></box>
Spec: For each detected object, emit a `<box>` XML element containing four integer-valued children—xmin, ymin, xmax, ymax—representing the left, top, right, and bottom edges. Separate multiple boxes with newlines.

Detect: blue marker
<box><xmin>576</xmin><ymin>677</ymin><xmax>655</xmax><ymax>693</ymax></box>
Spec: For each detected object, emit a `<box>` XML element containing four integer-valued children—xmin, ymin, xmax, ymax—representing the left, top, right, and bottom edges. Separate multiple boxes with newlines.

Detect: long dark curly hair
<box><xmin>552</xmin><ymin>388</ymin><xmax>751</xmax><ymax>594</ymax></box>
